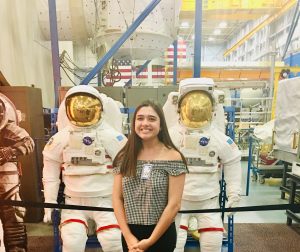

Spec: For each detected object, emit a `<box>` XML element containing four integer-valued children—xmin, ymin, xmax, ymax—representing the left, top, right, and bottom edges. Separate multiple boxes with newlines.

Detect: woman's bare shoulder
<box><xmin>162</xmin><ymin>147</ymin><xmax>183</xmax><ymax>161</ymax></box>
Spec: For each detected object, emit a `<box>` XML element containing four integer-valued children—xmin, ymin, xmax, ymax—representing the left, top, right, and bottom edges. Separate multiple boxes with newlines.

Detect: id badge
<box><xmin>141</xmin><ymin>164</ymin><xmax>153</xmax><ymax>180</ymax></box>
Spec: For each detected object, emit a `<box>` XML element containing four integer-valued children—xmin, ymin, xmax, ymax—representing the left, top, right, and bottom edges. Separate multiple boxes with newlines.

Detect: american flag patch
<box><xmin>116</xmin><ymin>135</ymin><xmax>124</xmax><ymax>141</ymax></box>
<box><xmin>227</xmin><ymin>138</ymin><xmax>234</xmax><ymax>145</ymax></box>
<box><xmin>227</xmin><ymin>138</ymin><xmax>237</xmax><ymax>149</ymax></box>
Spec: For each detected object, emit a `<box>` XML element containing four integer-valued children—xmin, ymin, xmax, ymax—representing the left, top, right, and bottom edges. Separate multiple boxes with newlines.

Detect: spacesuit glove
<box><xmin>0</xmin><ymin>147</ymin><xmax>16</xmax><ymax>165</ymax></box>
<box><xmin>43</xmin><ymin>207</ymin><xmax>54</xmax><ymax>223</ymax></box>
<box><xmin>188</xmin><ymin>216</ymin><xmax>200</xmax><ymax>240</ymax></box>
<box><xmin>226</xmin><ymin>195</ymin><xmax>240</xmax><ymax>217</ymax></box>
<box><xmin>43</xmin><ymin>199</ymin><xmax>58</xmax><ymax>224</ymax></box>
<box><xmin>188</xmin><ymin>216</ymin><xmax>198</xmax><ymax>231</ymax></box>
<box><xmin>42</xmin><ymin>180</ymin><xmax>60</xmax><ymax>224</ymax></box>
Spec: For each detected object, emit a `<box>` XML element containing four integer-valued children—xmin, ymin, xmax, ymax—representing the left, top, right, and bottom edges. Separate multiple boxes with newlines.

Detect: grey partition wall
<box><xmin>125</xmin><ymin>85</ymin><xmax>178</xmax><ymax>122</ymax></box>
<box><xmin>157</xmin><ymin>86</ymin><xmax>178</xmax><ymax>105</ymax></box>
<box><xmin>125</xmin><ymin>87</ymin><xmax>158</xmax><ymax>107</ymax></box>
<box><xmin>125</xmin><ymin>85</ymin><xmax>178</xmax><ymax>107</ymax></box>
<box><xmin>97</xmin><ymin>86</ymin><xmax>124</xmax><ymax>104</ymax></box>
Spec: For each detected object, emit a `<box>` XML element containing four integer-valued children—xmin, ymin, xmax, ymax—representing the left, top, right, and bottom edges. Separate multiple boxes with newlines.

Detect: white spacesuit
<box><xmin>42</xmin><ymin>85</ymin><xmax>127</xmax><ymax>252</ymax></box>
<box><xmin>165</xmin><ymin>78</ymin><xmax>242</xmax><ymax>252</ymax></box>
<box><xmin>0</xmin><ymin>93</ymin><xmax>35</xmax><ymax>252</ymax></box>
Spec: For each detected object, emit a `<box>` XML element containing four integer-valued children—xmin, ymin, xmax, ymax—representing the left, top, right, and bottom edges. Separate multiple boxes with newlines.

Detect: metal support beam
<box><xmin>228</xmin><ymin>216</ymin><xmax>234</xmax><ymax>252</ymax></box>
<box><xmin>80</xmin><ymin>0</ymin><xmax>161</xmax><ymax>85</ymax></box>
<box><xmin>246</xmin><ymin>134</ymin><xmax>253</xmax><ymax>196</ymax></box>
<box><xmin>48</xmin><ymin>0</ymin><xmax>61</xmax><ymax>107</ymax></box>
<box><xmin>224</xmin><ymin>0</ymin><xmax>297</xmax><ymax>57</ymax></box>
<box><xmin>173</xmin><ymin>40</ymin><xmax>178</xmax><ymax>85</ymax></box>
<box><xmin>193</xmin><ymin>0</ymin><xmax>202</xmax><ymax>77</ymax></box>
<box><xmin>125</xmin><ymin>60</ymin><xmax>152</xmax><ymax>87</ymax></box>
<box><xmin>282</xmin><ymin>0</ymin><xmax>300</xmax><ymax>60</ymax></box>
<box><xmin>268</xmin><ymin>51</ymin><xmax>276</xmax><ymax>121</ymax></box>
<box><xmin>271</xmin><ymin>72</ymin><xmax>281</xmax><ymax>119</ymax></box>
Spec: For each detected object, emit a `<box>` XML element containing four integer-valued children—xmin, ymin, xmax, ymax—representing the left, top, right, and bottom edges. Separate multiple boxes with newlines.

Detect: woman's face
<box><xmin>135</xmin><ymin>106</ymin><xmax>161</xmax><ymax>142</ymax></box>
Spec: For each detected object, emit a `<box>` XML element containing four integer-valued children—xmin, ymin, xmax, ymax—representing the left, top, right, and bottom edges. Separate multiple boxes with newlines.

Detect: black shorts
<box><xmin>121</xmin><ymin>222</ymin><xmax>176</xmax><ymax>252</ymax></box>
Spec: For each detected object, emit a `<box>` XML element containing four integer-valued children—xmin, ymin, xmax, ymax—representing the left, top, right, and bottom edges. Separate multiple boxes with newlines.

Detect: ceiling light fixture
<box><xmin>180</xmin><ymin>21</ymin><xmax>189</xmax><ymax>28</ymax></box>
<box><xmin>219</xmin><ymin>21</ymin><xmax>227</xmax><ymax>28</ymax></box>
<box><xmin>214</xmin><ymin>29</ymin><xmax>221</xmax><ymax>35</ymax></box>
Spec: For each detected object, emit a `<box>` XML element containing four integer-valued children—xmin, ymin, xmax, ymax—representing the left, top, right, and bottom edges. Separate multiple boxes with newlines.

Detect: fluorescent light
<box><xmin>180</xmin><ymin>22</ymin><xmax>189</xmax><ymax>28</ymax></box>
<box><xmin>208</xmin><ymin>37</ymin><xmax>215</xmax><ymax>41</ymax></box>
<box><xmin>214</xmin><ymin>29</ymin><xmax>221</xmax><ymax>35</ymax></box>
<box><xmin>219</xmin><ymin>21</ymin><xmax>227</xmax><ymax>28</ymax></box>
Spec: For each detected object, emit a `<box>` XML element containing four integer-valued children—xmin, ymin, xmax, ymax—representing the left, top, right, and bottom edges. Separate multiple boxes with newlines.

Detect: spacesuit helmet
<box><xmin>0</xmin><ymin>99</ymin><xmax>8</xmax><ymax>130</ymax></box>
<box><xmin>65</xmin><ymin>85</ymin><xmax>103</xmax><ymax>127</ymax></box>
<box><xmin>178</xmin><ymin>78</ymin><xmax>215</xmax><ymax>129</ymax></box>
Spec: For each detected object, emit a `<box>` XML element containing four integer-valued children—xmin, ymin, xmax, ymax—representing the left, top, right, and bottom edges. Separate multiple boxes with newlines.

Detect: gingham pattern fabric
<box><xmin>114</xmin><ymin>160</ymin><xmax>188</xmax><ymax>225</ymax></box>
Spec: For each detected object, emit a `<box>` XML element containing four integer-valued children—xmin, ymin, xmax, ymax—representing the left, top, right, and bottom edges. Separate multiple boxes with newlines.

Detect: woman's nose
<box><xmin>141</xmin><ymin>119</ymin><xmax>149</xmax><ymax>125</ymax></box>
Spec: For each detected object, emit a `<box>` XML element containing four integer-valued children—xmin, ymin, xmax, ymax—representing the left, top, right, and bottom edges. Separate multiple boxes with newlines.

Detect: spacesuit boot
<box><xmin>0</xmin><ymin>163</ymin><xmax>27</xmax><ymax>252</ymax></box>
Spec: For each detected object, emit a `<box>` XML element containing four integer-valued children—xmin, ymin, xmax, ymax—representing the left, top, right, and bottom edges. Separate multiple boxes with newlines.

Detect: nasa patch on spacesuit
<box><xmin>199</xmin><ymin>136</ymin><xmax>210</xmax><ymax>146</ymax></box>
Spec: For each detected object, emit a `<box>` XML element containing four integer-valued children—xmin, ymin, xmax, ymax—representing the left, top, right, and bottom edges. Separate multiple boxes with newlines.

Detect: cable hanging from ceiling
<box><xmin>60</xmin><ymin>50</ymin><xmax>99</xmax><ymax>85</ymax></box>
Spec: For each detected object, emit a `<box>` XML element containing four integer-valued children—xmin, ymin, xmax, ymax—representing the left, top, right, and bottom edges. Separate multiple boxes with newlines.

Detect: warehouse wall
<box><xmin>0</xmin><ymin>0</ymin><xmax>54</xmax><ymax>107</ymax></box>
<box><xmin>225</xmin><ymin>8</ymin><xmax>300</xmax><ymax>62</ymax></box>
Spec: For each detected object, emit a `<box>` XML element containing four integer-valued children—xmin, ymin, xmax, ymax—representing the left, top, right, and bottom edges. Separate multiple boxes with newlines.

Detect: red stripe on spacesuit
<box><xmin>60</xmin><ymin>219</ymin><xmax>88</xmax><ymax>229</ymax></box>
<box><xmin>179</xmin><ymin>225</ymin><xmax>188</xmax><ymax>231</ymax></box>
<box><xmin>198</xmin><ymin>227</ymin><xmax>224</xmax><ymax>233</ymax></box>
<box><xmin>106</xmin><ymin>165</ymin><xmax>113</xmax><ymax>169</ymax></box>
<box><xmin>96</xmin><ymin>224</ymin><xmax>120</xmax><ymax>232</ymax></box>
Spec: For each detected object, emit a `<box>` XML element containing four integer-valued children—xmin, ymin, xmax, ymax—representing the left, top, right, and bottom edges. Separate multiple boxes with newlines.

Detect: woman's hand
<box><xmin>133</xmin><ymin>238</ymin><xmax>152</xmax><ymax>251</ymax></box>
<box><xmin>127</xmin><ymin>235</ymin><xmax>140</xmax><ymax>251</ymax></box>
<box><xmin>129</xmin><ymin>248</ymin><xmax>144</xmax><ymax>252</ymax></box>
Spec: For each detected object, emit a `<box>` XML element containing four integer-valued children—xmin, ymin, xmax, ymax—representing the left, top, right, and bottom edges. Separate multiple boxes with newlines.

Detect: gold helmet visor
<box><xmin>179</xmin><ymin>90</ymin><xmax>213</xmax><ymax>128</ymax></box>
<box><xmin>65</xmin><ymin>93</ymin><xmax>102</xmax><ymax>127</ymax></box>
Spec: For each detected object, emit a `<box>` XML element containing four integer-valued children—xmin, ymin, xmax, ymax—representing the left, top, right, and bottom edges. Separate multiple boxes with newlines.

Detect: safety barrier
<box><xmin>0</xmin><ymin>199</ymin><xmax>299</xmax><ymax>214</ymax></box>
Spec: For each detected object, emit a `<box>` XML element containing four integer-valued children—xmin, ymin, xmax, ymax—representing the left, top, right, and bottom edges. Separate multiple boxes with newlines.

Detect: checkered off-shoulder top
<box><xmin>114</xmin><ymin>160</ymin><xmax>188</xmax><ymax>225</ymax></box>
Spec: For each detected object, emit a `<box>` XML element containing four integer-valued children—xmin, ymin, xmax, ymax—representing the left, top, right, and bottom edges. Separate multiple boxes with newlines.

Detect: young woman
<box><xmin>112</xmin><ymin>100</ymin><xmax>188</xmax><ymax>252</ymax></box>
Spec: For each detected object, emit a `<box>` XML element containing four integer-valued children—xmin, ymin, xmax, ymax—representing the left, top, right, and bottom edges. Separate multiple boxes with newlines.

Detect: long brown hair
<box><xmin>113</xmin><ymin>100</ymin><xmax>187</xmax><ymax>177</ymax></box>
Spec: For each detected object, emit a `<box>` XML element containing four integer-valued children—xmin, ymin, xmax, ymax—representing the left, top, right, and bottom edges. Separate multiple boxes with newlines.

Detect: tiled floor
<box><xmin>233</xmin><ymin>161</ymin><xmax>288</xmax><ymax>224</ymax></box>
<box><xmin>26</xmin><ymin>222</ymin><xmax>52</xmax><ymax>236</ymax></box>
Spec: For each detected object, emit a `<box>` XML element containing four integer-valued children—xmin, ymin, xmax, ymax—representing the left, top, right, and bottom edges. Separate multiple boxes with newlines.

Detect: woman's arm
<box><xmin>112</xmin><ymin>174</ymin><xmax>140</xmax><ymax>250</ymax></box>
<box><xmin>135</xmin><ymin>172</ymin><xmax>186</xmax><ymax>250</ymax></box>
